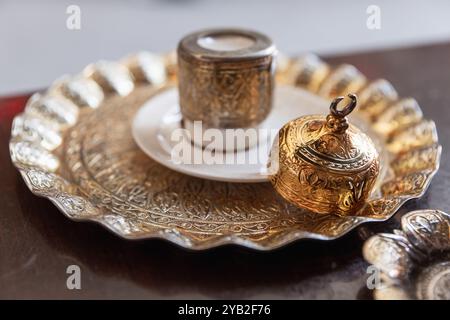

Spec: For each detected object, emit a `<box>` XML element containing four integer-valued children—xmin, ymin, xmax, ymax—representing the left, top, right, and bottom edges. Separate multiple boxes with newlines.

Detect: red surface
<box><xmin>0</xmin><ymin>94</ymin><xmax>31</xmax><ymax>120</ymax></box>
<box><xmin>0</xmin><ymin>93</ymin><xmax>31</xmax><ymax>121</ymax></box>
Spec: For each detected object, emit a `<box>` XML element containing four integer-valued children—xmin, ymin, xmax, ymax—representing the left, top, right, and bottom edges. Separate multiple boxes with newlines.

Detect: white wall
<box><xmin>1</xmin><ymin>0</ymin><xmax>450</xmax><ymax>95</ymax></box>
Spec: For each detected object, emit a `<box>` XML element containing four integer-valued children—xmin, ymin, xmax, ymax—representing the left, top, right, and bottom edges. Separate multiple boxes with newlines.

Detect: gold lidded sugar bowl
<box><xmin>270</xmin><ymin>94</ymin><xmax>380</xmax><ymax>216</ymax></box>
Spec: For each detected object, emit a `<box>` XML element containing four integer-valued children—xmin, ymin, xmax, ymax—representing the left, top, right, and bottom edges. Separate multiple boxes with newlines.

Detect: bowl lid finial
<box><xmin>326</xmin><ymin>93</ymin><xmax>358</xmax><ymax>134</ymax></box>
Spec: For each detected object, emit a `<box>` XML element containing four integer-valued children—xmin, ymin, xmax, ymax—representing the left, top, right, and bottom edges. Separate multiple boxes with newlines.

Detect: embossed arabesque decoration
<box><xmin>178</xmin><ymin>55</ymin><xmax>273</xmax><ymax>129</ymax></box>
<box><xmin>270</xmin><ymin>94</ymin><xmax>380</xmax><ymax>216</ymax></box>
<box><xmin>177</xmin><ymin>29</ymin><xmax>276</xmax><ymax>129</ymax></box>
<box><xmin>9</xmin><ymin>53</ymin><xmax>441</xmax><ymax>250</ymax></box>
<box><xmin>363</xmin><ymin>210</ymin><xmax>450</xmax><ymax>300</ymax></box>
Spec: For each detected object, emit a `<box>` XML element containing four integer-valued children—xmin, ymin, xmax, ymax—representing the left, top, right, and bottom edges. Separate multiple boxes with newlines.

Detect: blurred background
<box><xmin>1</xmin><ymin>0</ymin><xmax>450</xmax><ymax>95</ymax></box>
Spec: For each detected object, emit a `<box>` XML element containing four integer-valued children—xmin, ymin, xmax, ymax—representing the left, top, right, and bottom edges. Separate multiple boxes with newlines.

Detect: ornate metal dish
<box><xmin>363</xmin><ymin>209</ymin><xmax>450</xmax><ymax>300</ymax></box>
<box><xmin>9</xmin><ymin>52</ymin><xmax>441</xmax><ymax>250</ymax></box>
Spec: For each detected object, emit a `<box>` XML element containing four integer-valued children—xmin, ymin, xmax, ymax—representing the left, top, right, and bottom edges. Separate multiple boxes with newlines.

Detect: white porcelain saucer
<box><xmin>132</xmin><ymin>85</ymin><xmax>329</xmax><ymax>183</ymax></box>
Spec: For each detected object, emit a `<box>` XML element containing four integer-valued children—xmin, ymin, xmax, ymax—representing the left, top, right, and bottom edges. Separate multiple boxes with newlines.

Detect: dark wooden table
<box><xmin>1</xmin><ymin>43</ymin><xmax>450</xmax><ymax>299</ymax></box>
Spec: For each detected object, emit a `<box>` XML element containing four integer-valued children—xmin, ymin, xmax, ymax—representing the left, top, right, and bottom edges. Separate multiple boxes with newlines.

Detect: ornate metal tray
<box><xmin>9</xmin><ymin>52</ymin><xmax>441</xmax><ymax>250</ymax></box>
